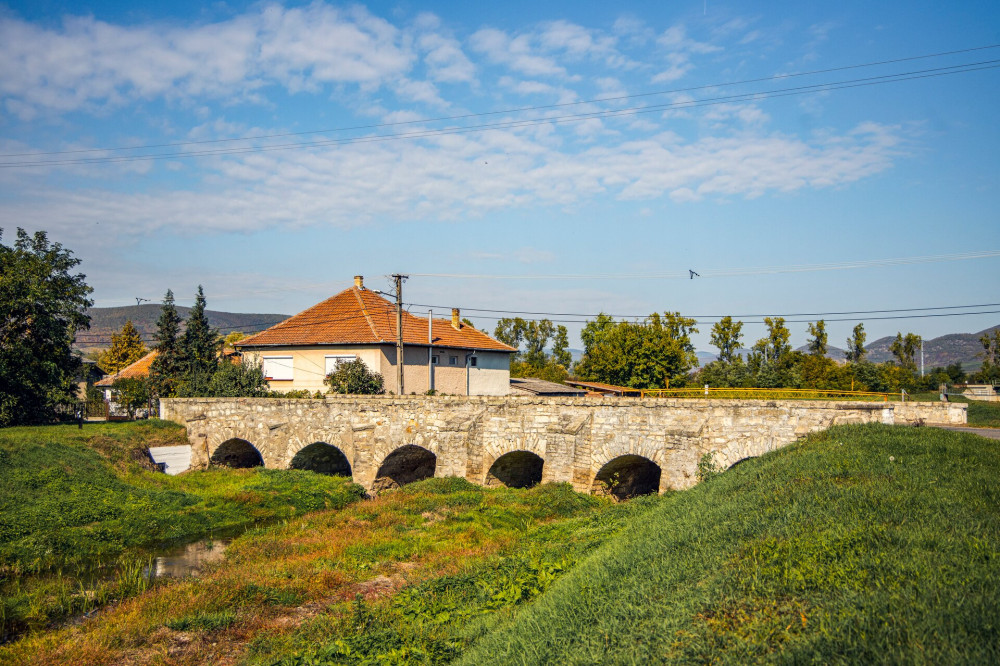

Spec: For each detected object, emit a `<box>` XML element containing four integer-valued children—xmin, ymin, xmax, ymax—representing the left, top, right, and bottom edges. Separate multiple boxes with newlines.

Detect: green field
<box><xmin>2</xmin><ymin>422</ymin><xmax>997</xmax><ymax>664</ymax></box>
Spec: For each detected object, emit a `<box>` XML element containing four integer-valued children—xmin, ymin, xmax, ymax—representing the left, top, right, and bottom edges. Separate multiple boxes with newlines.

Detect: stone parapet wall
<box><xmin>160</xmin><ymin>396</ymin><xmax>964</xmax><ymax>493</ymax></box>
<box><xmin>892</xmin><ymin>401</ymin><xmax>967</xmax><ymax>425</ymax></box>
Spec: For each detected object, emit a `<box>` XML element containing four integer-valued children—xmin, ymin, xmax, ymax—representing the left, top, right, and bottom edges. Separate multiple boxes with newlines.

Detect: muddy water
<box><xmin>146</xmin><ymin>535</ymin><xmax>233</xmax><ymax>578</ymax></box>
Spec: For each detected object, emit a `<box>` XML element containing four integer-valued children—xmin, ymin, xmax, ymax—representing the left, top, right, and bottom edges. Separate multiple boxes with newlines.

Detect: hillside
<box><xmin>866</xmin><ymin>324</ymin><xmax>999</xmax><ymax>369</ymax></box>
<box><xmin>461</xmin><ymin>424</ymin><xmax>1000</xmax><ymax>664</ymax></box>
<box><xmin>76</xmin><ymin>305</ymin><xmax>289</xmax><ymax>350</ymax></box>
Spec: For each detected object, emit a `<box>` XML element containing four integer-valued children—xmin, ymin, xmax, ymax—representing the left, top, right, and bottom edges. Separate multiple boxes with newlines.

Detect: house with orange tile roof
<box><xmin>234</xmin><ymin>276</ymin><xmax>517</xmax><ymax>396</ymax></box>
<box><xmin>94</xmin><ymin>350</ymin><xmax>158</xmax><ymax>416</ymax></box>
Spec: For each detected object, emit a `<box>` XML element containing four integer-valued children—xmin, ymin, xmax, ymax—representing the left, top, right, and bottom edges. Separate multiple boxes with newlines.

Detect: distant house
<box><xmin>94</xmin><ymin>350</ymin><xmax>158</xmax><ymax>398</ymax></box>
<box><xmin>562</xmin><ymin>380</ymin><xmax>642</xmax><ymax>397</ymax></box>
<box><xmin>235</xmin><ymin>276</ymin><xmax>516</xmax><ymax>396</ymax></box>
<box><xmin>94</xmin><ymin>350</ymin><xmax>158</xmax><ymax>417</ymax></box>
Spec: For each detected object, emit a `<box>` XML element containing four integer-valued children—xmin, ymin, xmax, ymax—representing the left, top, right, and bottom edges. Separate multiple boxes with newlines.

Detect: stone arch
<box><xmin>290</xmin><ymin>441</ymin><xmax>352</xmax><ymax>476</ymax></box>
<box><xmin>211</xmin><ymin>438</ymin><xmax>264</xmax><ymax>468</ymax></box>
<box><xmin>486</xmin><ymin>450</ymin><xmax>544</xmax><ymax>489</ymax></box>
<box><xmin>373</xmin><ymin>445</ymin><xmax>436</xmax><ymax>492</ymax></box>
<box><xmin>591</xmin><ymin>454</ymin><xmax>661</xmax><ymax>501</ymax></box>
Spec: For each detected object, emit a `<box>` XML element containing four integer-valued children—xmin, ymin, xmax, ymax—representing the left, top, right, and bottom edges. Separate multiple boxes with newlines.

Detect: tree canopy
<box><xmin>0</xmin><ymin>228</ymin><xmax>93</xmax><ymax>425</ymax></box>
<box><xmin>494</xmin><ymin>317</ymin><xmax>573</xmax><ymax>383</ymax></box>
<box><xmin>98</xmin><ymin>320</ymin><xmax>147</xmax><ymax>374</ymax></box>
<box><xmin>575</xmin><ymin>312</ymin><xmax>698</xmax><ymax>389</ymax></box>
<box><xmin>325</xmin><ymin>358</ymin><xmax>385</xmax><ymax>395</ymax></box>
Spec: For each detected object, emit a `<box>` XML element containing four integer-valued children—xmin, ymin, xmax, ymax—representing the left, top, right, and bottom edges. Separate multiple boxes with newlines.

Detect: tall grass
<box><xmin>460</xmin><ymin>424</ymin><xmax>1000</xmax><ymax>665</ymax></box>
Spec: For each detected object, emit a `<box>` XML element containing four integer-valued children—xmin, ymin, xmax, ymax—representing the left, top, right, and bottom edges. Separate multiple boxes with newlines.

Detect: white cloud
<box><xmin>0</xmin><ymin>4</ymin><xmax>417</xmax><ymax>117</ymax></box>
<box><xmin>0</xmin><ymin>122</ymin><xmax>905</xmax><ymax>245</ymax></box>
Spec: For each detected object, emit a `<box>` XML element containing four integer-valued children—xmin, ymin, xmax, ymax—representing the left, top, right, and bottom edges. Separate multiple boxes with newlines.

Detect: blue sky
<box><xmin>1</xmin><ymin>0</ymin><xmax>998</xmax><ymax>352</ymax></box>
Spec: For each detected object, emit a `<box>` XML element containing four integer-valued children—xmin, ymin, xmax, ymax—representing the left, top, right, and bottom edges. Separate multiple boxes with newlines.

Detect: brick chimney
<box><xmin>451</xmin><ymin>308</ymin><xmax>461</xmax><ymax>330</ymax></box>
<box><xmin>354</xmin><ymin>275</ymin><xmax>364</xmax><ymax>289</ymax></box>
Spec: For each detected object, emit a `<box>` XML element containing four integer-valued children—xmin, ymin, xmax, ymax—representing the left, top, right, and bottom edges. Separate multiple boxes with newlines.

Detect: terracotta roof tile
<box><xmin>95</xmin><ymin>351</ymin><xmax>158</xmax><ymax>387</ymax></box>
<box><xmin>236</xmin><ymin>286</ymin><xmax>516</xmax><ymax>353</ymax></box>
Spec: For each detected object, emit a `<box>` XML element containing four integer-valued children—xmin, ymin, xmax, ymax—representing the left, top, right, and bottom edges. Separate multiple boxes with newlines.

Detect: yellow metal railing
<box><xmin>637</xmin><ymin>387</ymin><xmax>895</xmax><ymax>402</ymax></box>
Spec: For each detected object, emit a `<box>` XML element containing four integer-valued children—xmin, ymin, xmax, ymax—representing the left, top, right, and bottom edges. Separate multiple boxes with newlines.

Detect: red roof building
<box><xmin>236</xmin><ymin>276</ymin><xmax>515</xmax><ymax>395</ymax></box>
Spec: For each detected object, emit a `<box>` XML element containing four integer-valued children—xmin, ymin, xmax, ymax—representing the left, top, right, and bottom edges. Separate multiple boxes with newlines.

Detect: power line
<box><xmin>404</xmin><ymin>302</ymin><xmax>1000</xmax><ymax>321</ymax></box>
<box><xmin>409</xmin><ymin>250</ymin><xmax>1000</xmax><ymax>281</ymax></box>
<box><xmin>3</xmin><ymin>43</ymin><xmax>997</xmax><ymax>159</ymax></box>
<box><xmin>4</xmin><ymin>59</ymin><xmax>999</xmax><ymax>168</ymax></box>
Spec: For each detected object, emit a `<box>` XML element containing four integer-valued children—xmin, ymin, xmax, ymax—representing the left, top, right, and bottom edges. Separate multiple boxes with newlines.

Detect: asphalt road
<box><xmin>938</xmin><ymin>426</ymin><xmax>1000</xmax><ymax>440</ymax></box>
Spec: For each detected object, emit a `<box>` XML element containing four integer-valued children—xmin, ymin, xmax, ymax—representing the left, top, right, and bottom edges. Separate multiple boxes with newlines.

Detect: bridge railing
<box><xmin>637</xmin><ymin>387</ymin><xmax>895</xmax><ymax>402</ymax></box>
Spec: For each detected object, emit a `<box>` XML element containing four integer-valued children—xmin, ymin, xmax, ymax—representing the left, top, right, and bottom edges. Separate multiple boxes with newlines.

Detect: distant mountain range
<box><xmin>76</xmin><ymin>305</ymin><xmax>289</xmax><ymax>350</ymax></box>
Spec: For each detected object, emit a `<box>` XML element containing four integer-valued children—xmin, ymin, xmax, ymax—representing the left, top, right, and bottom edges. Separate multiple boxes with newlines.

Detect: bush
<box><xmin>325</xmin><ymin>359</ymin><xmax>385</xmax><ymax>395</ymax></box>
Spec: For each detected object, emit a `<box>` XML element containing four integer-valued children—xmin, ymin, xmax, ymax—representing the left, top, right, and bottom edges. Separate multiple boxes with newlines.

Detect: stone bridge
<box><xmin>159</xmin><ymin>396</ymin><xmax>965</xmax><ymax>498</ymax></box>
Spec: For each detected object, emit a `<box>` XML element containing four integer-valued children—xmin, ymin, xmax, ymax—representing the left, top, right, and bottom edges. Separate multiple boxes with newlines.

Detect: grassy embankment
<box><xmin>0</xmin><ymin>479</ymin><xmax>649</xmax><ymax>664</ymax></box>
<box><xmin>3</xmin><ymin>423</ymin><xmax>997</xmax><ymax>665</ymax></box>
<box><xmin>462</xmin><ymin>424</ymin><xmax>1000</xmax><ymax>664</ymax></box>
<box><xmin>0</xmin><ymin>421</ymin><xmax>365</xmax><ymax>637</ymax></box>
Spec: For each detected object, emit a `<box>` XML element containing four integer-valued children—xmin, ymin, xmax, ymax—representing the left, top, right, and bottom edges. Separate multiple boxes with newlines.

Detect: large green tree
<box><xmin>181</xmin><ymin>285</ymin><xmax>219</xmax><ymax>377</ymax></box>
<box><xmin>710</xmin><ymin>316</ymin><xmax>743</xmax><ymax>364</ymax></box>
<box><xmin>0</xmin><ymin>228</ymin><xmax>93</xmax><ymax>425</ymax></box>
<box><xmin>149</xmin><ymin>290</ymin><xmax>184</xmax><ymax>397</ymax></box>
<box><xmin>889</xmin><ymin>332</ymin><xmax>921</xmax><ymax>373</ymax></box>
<box><xmin>575</xmin><ymin>312</ymin><xmax>698</xmax><ymax>389</ymax></box>
<box><xmin>98</xmin><ymin>320</ymin><xmax>147</xmax><ymax>374</ymax></box>
<box><xmin>806</xmin><ymin>320</ymin><xmax>828</xmax><ymax>357</ymax></box>
<box><xmin>494</xmin><ymin>317</ymin><xmax>573</xmax><ymax>382</ymax></box>
<box><xmin>845</xmin><ymin>323</ymin><xmax>867</xmax><ymax>363</ymax></box>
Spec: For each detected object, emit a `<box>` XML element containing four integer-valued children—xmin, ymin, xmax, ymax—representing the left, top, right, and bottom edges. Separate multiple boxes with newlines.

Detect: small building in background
<box><xmin>509</xmin><ymin>377</ymin><xmax>587</xmax><ymax>397</ymax></box>
<box><xmin>235</xmin><ymin>276</ymin><xmax>516</xmax><ymax>396</ymax></box>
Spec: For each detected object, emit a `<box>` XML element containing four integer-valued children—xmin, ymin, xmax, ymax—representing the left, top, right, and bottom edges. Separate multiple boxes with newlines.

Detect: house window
<box><xmin>262</xmin><ymin>356</ymin><xmax>294</xmax><ymax>381</ymax></box>
<box><xmin>449</xmin><ymin>356</ymin><xmax>458</xmax><ymax>365</ymax></box>
<box><xmin>470</xmin><ymin>357</ymin><xmax>478</xmax><ymax>367</ymax></box>
<box><xmin>431</xmin><ymin>356</ymin><xmax>439</xmax><ymax>365</ymax></box>
<box><xmin>325</xmin><ymin>354</ymin><xmax>357</xmax><ymax>376</ymax></box>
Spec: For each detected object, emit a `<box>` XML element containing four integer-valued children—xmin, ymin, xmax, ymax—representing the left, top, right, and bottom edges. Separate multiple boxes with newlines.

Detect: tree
<box><xmin>890</xmin><ymin>332</ymin><xmax>921</xmax><ymax>373</ymax></box>
<box><xmin>178</xmin><ymin>358</ymin><xmax>271</xmax><ymax>397</ymax></box>
<box><xmin>0</xmin><ymin>228</ymin><xmax>93</xmax><ymax>426</ymax></box>
<box><xmin>149</xmin><ymin>290</ymin><xmax>184</xmax><ymax>397</ymax></box>
<box><xmin>224</xmin><ymin>331</ymin><xmax>247</xmax><ymax>347</ymax></box>
<box><xmin>575</xmin><ymin>312</ymin><xmax>698</xmax><ymax>389</ymax></box>
<box><xmin>98</xmin><ymin>320</ymin><xmax>147</xmax><ymax>374</ymax></box>
<box><xmin>111</xmin><ymin>377</ymin><xmax>152</xmax><ymax>419</ymax></box>
<box><xmin>551</xmin><ymin>325</ymin><xmax>573</xmax><ymax>370</ymax></box>
<box><xmin>806</xmin><ymin>320</ymin><xmax>828</xmax><ymax>357</ymax></box>
<box><xmin>752</xmin><ymin>317</ymin><xmax>792</xmax><ymax>364</ymax></box>
<box><xmin>495</xmin><ymin>317</ymin><xmax>571</xmax><ymax>381</ymax></box>
<box><xmin>325</xmin><ymin>358</ymin><xmax>385</xmax><ymax>394</ymax></box>
<box><xmin>181</xmin><ymin>285</ymin><xmax>219</xmax><ymax>377</ymax></box>
<box><xmin>845</xmin><ymin>323</ymin><xmax>867</xmax><ymax>363</ymax></box>
<box><xmin>710</xmin><ymin>316</ymin><xmax>743</xmax><ymax>364</ymax></box>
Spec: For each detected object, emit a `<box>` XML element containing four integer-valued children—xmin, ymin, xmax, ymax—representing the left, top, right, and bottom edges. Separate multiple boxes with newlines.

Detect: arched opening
<box><xmin>728</xmin><ymin>456</ymin><xmax>756</xmax><ymax>470</ymax></box>
<box><xmin>373</xmin><ymin>445</ymin><xmax>436</xmax><ymax>491</ymax></box>
<box><xmin>486</xmin><ymin>451</ymin><xmax>544</xmax><ymax>489</ymax></box>
<box><xmin>290</xmin><ymin>442</ymin><xmax>352</xmax><ymax>476</ymax></box>
<box><xmin>591</xmin><ymin>455</ymin><xmax>661</xmax><ymax>501</ymax></box>
<box><xmin>211</xmin><ymin>438</ymin><xmax>263</xmax><ymax>468</ymax></box>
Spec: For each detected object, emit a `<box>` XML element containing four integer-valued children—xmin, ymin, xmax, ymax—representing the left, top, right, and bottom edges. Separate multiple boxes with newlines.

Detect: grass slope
<box><xmin>0</xmin><ymin>421</ymin><xmax>364</xmax><ymax>637</ymax></box>
<box><xmin>461</xmin><ymin>424</ymin><xmax>1000</xmax><ymax>665</ymax></box>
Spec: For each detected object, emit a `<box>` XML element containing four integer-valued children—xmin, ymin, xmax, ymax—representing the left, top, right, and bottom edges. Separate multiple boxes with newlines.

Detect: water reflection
<box><xmin>148</xmin><ymin>537</ymin><xmax>233</xmax><ymax>578</ymax></box>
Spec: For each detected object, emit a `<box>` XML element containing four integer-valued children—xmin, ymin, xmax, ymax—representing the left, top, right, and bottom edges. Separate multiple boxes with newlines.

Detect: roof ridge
<box><xmin>353</xmin><ymin>287</ymin><xmax>381</xmax><ymax>342</ymax></box>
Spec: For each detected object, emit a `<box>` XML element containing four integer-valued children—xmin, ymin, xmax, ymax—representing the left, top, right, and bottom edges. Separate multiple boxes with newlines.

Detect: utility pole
<box><xmin>392</xmin><ymin>274</ymin><xmax>408</xmax><ymax>394</ymax></box>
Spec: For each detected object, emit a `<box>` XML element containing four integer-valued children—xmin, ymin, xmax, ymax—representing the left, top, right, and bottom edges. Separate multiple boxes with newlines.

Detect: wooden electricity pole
<box><xmin>392</xmin><ymin>274</ymin><xmax>408</xmax><ymax>394</ymax></box>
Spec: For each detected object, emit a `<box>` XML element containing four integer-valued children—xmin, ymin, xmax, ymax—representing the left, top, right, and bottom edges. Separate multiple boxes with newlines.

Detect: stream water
<box><xmin>0</xmin><ymin>522</ymin><xmax>274</xmax><ymax>645</ymax></box>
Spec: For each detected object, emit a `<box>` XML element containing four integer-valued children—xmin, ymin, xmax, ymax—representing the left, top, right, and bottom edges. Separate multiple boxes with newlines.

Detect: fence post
<box><xmin>704</xmin><ymin>384</ymin><xmax>709</xmax><ymax>396</ymax></box>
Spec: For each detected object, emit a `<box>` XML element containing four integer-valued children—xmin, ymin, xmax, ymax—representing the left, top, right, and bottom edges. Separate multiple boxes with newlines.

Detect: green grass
<box><xmin>0</xmin><ymin>420</ymin><xmax>365</xmax><ymax>637</ymax></box>
<box><xmin>459</xmin><ymin>424</ymin><xmax>1000</xmax><ymax>665</ymax></box>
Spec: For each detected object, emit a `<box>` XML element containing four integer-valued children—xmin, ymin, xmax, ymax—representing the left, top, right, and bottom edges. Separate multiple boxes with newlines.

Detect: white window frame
<box><xmin>449</xmin><ymin>355</ymin><xmax>458</xmax><ymax>366</ymax></box>
<box><xmin>431</xmin><ymin>355</ymin><xmax>439</xmax><ymax>365</ymax></box>
<box><xmin>325</xmin><ymin>354</ymin><xmax>358</xmax><ymax>376</ymax></box>
<box><xmin>470</xmin><ymin>356</ymin><xmax>478</xmax><ymax>367</ymax></box>
<box><xmin>262</xmin><ymin>356</ymin><xmax>294</xmax><ymax>381</ymax></box>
